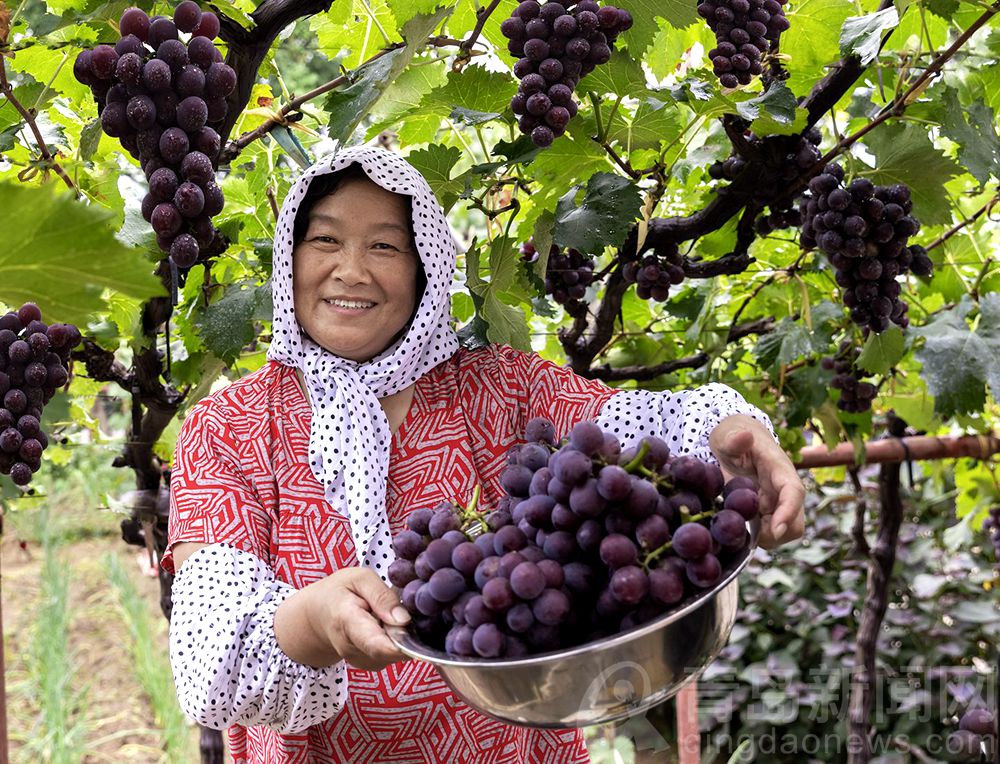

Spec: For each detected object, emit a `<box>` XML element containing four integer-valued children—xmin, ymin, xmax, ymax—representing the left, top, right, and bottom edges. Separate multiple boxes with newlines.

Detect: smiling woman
<box><xmin>161</xmin><ymin>145</ymin><xmax>804</xmax><ymax>764</ymax></box>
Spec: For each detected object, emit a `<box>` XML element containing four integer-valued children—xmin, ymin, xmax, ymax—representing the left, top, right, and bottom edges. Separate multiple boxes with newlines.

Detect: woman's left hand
<box><xmin>708</xmin><ymin>414</ymin><xmax>805</xmax><ymax>549</ymax></box>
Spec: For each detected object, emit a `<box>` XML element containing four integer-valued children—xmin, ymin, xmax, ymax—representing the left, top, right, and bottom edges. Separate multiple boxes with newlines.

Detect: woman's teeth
<box><xmin>326</xmin><ymin>299</ymin><xmax>375</xmax><ymax>309</ymax></box>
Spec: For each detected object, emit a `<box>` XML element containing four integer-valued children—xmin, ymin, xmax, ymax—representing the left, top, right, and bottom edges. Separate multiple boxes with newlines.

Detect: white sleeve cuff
<box><xmin>595</xmin><ymin>383</ymin><xmax>776</xmax><ymax>464</ymax></box>
<box><xmin>168</xmin><ymin>543</ymin><xmax>348</xmax><ymax>733</ymax></box>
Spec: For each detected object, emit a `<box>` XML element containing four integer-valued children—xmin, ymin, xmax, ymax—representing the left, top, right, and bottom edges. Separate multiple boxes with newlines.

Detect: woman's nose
<box><xmin>329</xmin><ymin>247</ymin><xmax>370</xmax><ymax>284</ymax></box>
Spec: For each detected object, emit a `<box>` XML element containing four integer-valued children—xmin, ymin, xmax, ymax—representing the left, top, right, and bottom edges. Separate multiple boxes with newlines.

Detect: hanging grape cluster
<box><xmin>707</xmin><ymin>128</ymin><xmax>822</xmax><ymax>234</ymax></box>
<box><xmin>502</xmin><ymin>0</ymin><xmax>633</xmax><ymax>147</ymax></box>
<box><xmin>821</xmin><ymin>341</ymin><xmax>877</xmax><ymax>414</ymax></box>
<box><xmin>73</xmin><ymin>2</ymin><xmax>234</xmax><ymax>270</ymax></box>
<box><xmin>622</xmin><ymin>242</ymin><xmax>685</xmax><ymax>302</ymax></box>
<box><xmin>800</xmin><ymin>163</ymin><xmax>929</xmax><ymax>333</ymax></box>
<box><xmin>698</xmin><ymin>0</ymin><xmax>790</xmax><ymax>89</ymax></box>
<box><xmin>520</xmin><ymin>239</ymin><xmax>595</xmax><ymax>318</ymax></box>
<box><xmin>390</xmin><ymin>418</ymin><xmax>759</xmax><ymax>658</ymax></box>
<box><xmin>0</xmin><ymin>304</ymin><xmax>82</xmax><ymax>487</ymax></box>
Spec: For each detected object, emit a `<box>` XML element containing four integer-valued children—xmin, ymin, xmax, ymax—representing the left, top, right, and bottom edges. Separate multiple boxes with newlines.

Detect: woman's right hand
<box><xmin>302</xmin><ymin>567</ymin><xmax>411</xmax><ymax>672</ymax></box>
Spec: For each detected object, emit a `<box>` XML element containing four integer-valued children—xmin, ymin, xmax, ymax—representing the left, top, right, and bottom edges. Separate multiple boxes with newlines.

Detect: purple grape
<box><xmin>159</xmin><ymin>127</ymin><xmax>189</xmax><ymax>163</ymax></box>
<box><xmin>599</xmin><ymin>533</ymin><xmax>638</xmax><ymax>569</ymax></box>
<box><xmin>509</xmin><ymin>561</ymin><xmax>546</xmax><ymax>599</ymax></box>
<box><xmin>649</xmin><ymin>567</ymin><xmax>685</xmax><ymax>605</ymax></box>
<box><xmin>686</xmin><ymin>554</ymin><xmax>722</xmax><ymax>587</ymax></box>
<box><xmin>388</xmin><ymin>559</ymin><xmax>417</xmax><ymax>587</ymax></box>
<box><xmin>428</xmin><ymin>568</ymin><xmax>466</xmax><ymax>602</ymax></box>
<box><xmin>532</xmin><ymin>588</ymin><xmax>570</xmax><ymax>625</ymax></box>
<box><xmin>482</xmin><ymin>576</ymin><xmax>515</xmax><ymax>612</ymax></box>
<box><xmin>710</xmin><ymin>509</ymin><xmax>749</xmax><ymax>549</ymax></box>
<box><xmin>451</xmin><ymin>541</ymin><xmax>484</xmax><ymax>576</ymax></box>
<box><xmin>174</xmin><ymin>181</ymin><xmax>205</xmax><ymax>218</ymax></box>
<box><xmin>170</xmin><ymin>234</ymin><xmax>200</xmax><ymax>268</ymax></box>
<box><xmin>174</xmin><ymin>0</ymin><xmax>202</xmax><ymax>33</ymax></box>
<box><xmin>610</xmin><ymin>565</ymin><xmax>649</xmax><ymax>605</ymax></box>
<box><xmin>472</xmin><ymin>623</ymin><xmax>506</xmax><ymax>657</ymax></box>
<box><xmin>392</xmin><ymin>529</ymin><xmax>425</xmax><ymax>560</ymax></box>
<box><xmin>724</xmin><ymin>487</ymin><xmax>759</xmax><ymax>520</ymax></box>
<box><xmin>672</xmin><ymin>523</ymin><xmax>712</xmax><ymax>560</ymax></box>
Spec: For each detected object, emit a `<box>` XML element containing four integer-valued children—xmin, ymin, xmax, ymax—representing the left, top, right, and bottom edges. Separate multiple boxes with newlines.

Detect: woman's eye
<box><xmin>312</xmin><ymin>235</ymin><xmax>337</xmax><ymax>244</ymax></box>
<box><xmin>373</xmin><ymin>243</ymin><xmax>397</xmax><ymax>250</ymax></box>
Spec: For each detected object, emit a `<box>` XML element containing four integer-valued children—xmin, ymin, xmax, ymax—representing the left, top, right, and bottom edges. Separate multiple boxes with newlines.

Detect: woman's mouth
<box><xmin>323</xmin><ymin>298</ymin><xmax>377</xmax><ymax>314</ymax></box>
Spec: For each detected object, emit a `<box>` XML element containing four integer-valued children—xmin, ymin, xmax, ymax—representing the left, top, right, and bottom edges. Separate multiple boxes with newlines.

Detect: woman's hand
<box><xmin>278</xmin><ymin>567</ymin><xmax>410</xmax><ymax>672</ymax></box>
<box><xmin>708</xmin><ymin>414</ymin><xmax>805</xmax><ymax>549</ymax></box>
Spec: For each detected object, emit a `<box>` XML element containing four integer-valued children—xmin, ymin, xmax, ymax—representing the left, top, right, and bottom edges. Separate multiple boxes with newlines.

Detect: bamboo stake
<box><xmin>795</xmin><ymin>435</ymin><xmax>1000</xmax><ymax>469</ymax></box>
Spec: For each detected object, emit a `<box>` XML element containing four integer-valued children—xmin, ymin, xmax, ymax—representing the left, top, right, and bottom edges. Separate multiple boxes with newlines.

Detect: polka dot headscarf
<box><xmin>267</xmin><ymin>145</ymin><xmax>460</xmax><ymax>581</ymax></box>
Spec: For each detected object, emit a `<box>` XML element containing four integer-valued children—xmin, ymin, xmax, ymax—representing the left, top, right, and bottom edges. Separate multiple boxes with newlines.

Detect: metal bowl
<box><xmin>386</xmin><ymin>518</ymin><xmax>759</xmax><ymax>728</ymax></box>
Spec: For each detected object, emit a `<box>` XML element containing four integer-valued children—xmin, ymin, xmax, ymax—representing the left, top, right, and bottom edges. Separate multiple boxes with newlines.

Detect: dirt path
<box><xmin>2</xmin><ymin>531</ymin><xmax>202</xmax><ymax>763</ymax></box>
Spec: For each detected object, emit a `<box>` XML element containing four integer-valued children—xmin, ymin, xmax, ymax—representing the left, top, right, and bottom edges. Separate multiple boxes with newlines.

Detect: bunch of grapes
<box><xmin>622</xmin><ymin>242</ymin><xmax>685</xmax><ymax>302</ymax></box>
<box><xmin>706</xmin><ymin>128</ymin><xmax>822</xmax><ymax>234</ymax></box>
<box><xmin>800</xmin><ymin>163</ymin><xmax>929</xmax><ymax>333</ymax></box>
<box><xmin>502</xmin><ymin>0</ymin><xmax>633</xmax><ymax>147</ymax></box>
<box><xmin>948</xmin><ymin>707</ymin><xmax>996</xmax><ymax>760</ymax></box>
<box><xmin>72</xmin><ymin>3</ymin><xmax>234</xmax><ymax>270</ymax></box>
<box><xmin>519</xmin><ymin>239</ymin><xmax>595</xmax><ymax>318</ymax></box>
<box><xmin>0</xmin><ymin>304</ymin><xmax>82</xmax><ymax>487</ymax></box>
<box><xmin>390</xmin><ymin>417</ymin><xmax>760</xmax><ymax>659</ymax></box>
<box><xmin>698</xmin><ymin>0</ymin><xmax>790</xmax><ymax>89</ymax></box>
<box><xmin>822</xmin><ymin>342</ymin><xmax>877</xmax><ymax>414</ymax></box>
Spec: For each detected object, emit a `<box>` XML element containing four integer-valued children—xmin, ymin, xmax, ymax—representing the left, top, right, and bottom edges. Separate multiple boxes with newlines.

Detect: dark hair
<box><xmin>292</xmin><ymin>161</ymin><xmax>427</xmax><ymax>305</ymax></box>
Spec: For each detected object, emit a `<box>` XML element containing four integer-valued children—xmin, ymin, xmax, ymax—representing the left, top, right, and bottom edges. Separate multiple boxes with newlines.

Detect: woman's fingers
<box><xmin>347</xmin><ymin>568</ymin><xmax>410</xmax><ymax>626</ymax></box>
<box><xmin>342</xmin><ymin>610</ymin><xmax>407</xmax><ymax>669</ymax></box>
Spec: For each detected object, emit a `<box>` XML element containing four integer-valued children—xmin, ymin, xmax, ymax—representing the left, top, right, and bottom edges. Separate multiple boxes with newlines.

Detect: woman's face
<box><xmin>293</xmin><ymin>176</ymin><xmax>420</xmax><ymax>363</ymax></box>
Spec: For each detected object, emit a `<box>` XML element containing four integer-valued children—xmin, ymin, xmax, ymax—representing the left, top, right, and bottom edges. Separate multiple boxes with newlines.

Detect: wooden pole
<box><xmin>795</xmin><ymin>434</ymin><xmax>1000</xmax><ymax>469</ymax></box>
<box><xmin>677</xmin><ymin>681</ymin><xmax>700</xmax><ymax>764</ymax></box>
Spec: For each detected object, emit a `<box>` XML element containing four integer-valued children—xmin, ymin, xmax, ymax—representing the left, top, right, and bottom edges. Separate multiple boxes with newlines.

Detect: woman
<box><xmin>163</xmin><ymin>145</ymin><xmax>805</xmax><ymax>763</ymax></box>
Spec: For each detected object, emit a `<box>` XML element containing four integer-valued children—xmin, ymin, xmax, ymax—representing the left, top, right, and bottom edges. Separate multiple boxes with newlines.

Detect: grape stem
<box><xmin>621</xmin><ymin>441</ymin><xmax>650</xmax><ymax>473</ymax></box>
<box><xmin>641</xmin><ymin>539</ymin><xmax>673</xmax><ymax>570</ymax></box>
<box><xmin>0</xmin><ymin>56</ymin><xmax>76</xmax><ymax>193</ymax></box>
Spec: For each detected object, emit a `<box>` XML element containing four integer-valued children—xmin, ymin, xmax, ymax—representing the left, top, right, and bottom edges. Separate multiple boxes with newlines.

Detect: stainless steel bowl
<box><xmin>386</xmin><ymin>518</ymin><xmax>758</xmax><ymax>728</ymax></box>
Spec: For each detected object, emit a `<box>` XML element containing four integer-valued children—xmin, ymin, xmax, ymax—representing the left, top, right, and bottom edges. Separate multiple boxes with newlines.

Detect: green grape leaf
<box><xmin>583</xmin><ymin>49</ymin><xmax>647</xmax><ymax>98</ymax></box>
<box><xmin>553</xmin><ymin>172</ymin><xmax>642</xmax><ymax>254</ymax></box>
<box><xmin>925</xmin><ymin>0</ymin><xmax>960</xmax><ymax>19</ymax></box>
<box><xmin>196</xmin><ymin>282</ymin><xmax>273</xmax><ymax>364</ymax></box>
<box><xmin>325</xmin><ymin>49</ymin><xmax>409</xmax><ymax>143</ymax></box>
<box><xmin>405</xmin><ymin>144</ymin><xmax>465</xmax><ymax>212</ymax></box>
<box><xmin>856</xmin><ymin>325</ymin><xmax>905</xmax><ymax>375</ymax></box>
<box><xmin>0</xmin><ymin>183</ymin><xmax>164</xmax><ymax>326</ymax></box>
<box><xmin>938</xmin><ymin>88</ymin><xmax>1000</xmax><ymax>187</ymax></box>
<box><xmin>492</xmin><ymin>135</ymin><xmax>543</xmax><ymax>165</ymax></box>
<box><xmin>417</xmin><ymin>64</ymin><xmax>517</xmax><ymax>120</ymax></box>
<box><xmin>839</xmin><ymin>7</ymin><xmax>900</xmax><ymax>65</ymax></box>
<box><xmin>781</xmin><ymin>0</ymin><xmax>854</xmax><ymax>94</ymax></box>
<box><xmin>736</xmin><ymin>82</ymin><xmax>807</xmax><ymax>136</ymax></box>
<box><xmin>324</xmin><ymin>7</ymin><xmax>450</xmax><ymax>141</ymax></box>
<box><xmin>79</xmin><ymin>117</ymin><xmax>103</xmax><ymax>162</ymax></box>
<box><xmin>365</xmin><ymin>64</ymin><xmax>448</xmax><ymax>142</ymax></box>
<box><xmin>753</xmin><ymin>318</ymin><xmax>815</xmax><ymax>370</ymax></box>
<box><xmin>619</xmin><ymin>0</ymin><xmax>698</xmax><ymax>58</ymax></box>
<box><xmin>861</xmin><ymin>122</ymin><xmax>963</xmax><ymax>226</ymax></box>
<box><xmin>606</xmin><ymin>100</ymin><xmax>682</xmax><ymax>151</ymax></box>
<box><xmin>913</xmin><ymin>295</ymin><xmax>1000</xmax><ymax>417</ymax></box>
<box><xmin>481</xmin><ymin>291</ymin><xmax>531</xmax><ymax>350</ymax></box>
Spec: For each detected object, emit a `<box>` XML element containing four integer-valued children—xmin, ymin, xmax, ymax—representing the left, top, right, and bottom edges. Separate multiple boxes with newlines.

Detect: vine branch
<box><xmin>0</xmin><ymin>53</ymin><xmax>75</xmax><ymax>192</ymax></box>
<box><xmin>453</xmin><ymin>0</ymin><xmax>500</xmax><ymax>71</ymax></box>
<box><xmin>847</xmin><ymin>459</ymin><xmax>903</xmax><ymax>764</ymax></box>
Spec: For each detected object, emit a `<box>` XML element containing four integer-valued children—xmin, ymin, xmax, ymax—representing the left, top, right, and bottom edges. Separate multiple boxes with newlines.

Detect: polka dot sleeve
<box><xmin>168</xmin><ymin>543</ymin><xmax>347</xmax><ymax>734</ymax></box>
<box><xmin>594</xmin><ymin>383</ymin><xmax>777</xmax><ymax>464</ymax></box>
